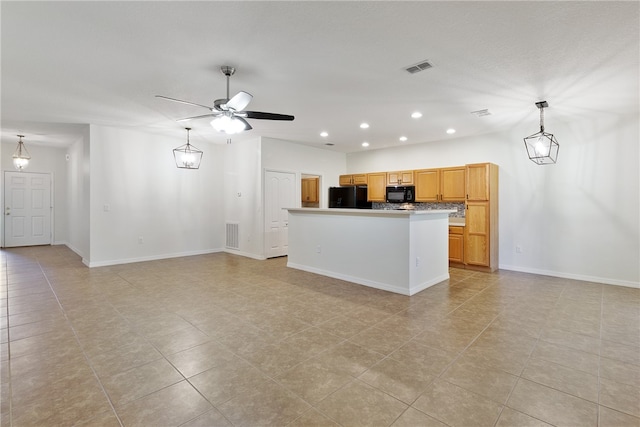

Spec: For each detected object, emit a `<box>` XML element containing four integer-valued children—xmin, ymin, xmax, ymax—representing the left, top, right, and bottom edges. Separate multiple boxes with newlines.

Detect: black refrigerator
<box><xmin>328</xmin><ymin>186</ymin><xmax>372</xmax><ymax>209</ymax></box>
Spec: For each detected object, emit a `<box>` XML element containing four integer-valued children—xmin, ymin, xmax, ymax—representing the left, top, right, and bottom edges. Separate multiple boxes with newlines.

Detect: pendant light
<box><xmin>13</xmin><ymin>135</ymin><xmax>31</xmax><ymax>171</ymax></box>
<box><xmin>523</xmin><ymin>101</ymin><xmax>559</xmax><ymax>165</ymax></box>
<box><xmin>173</xmin><ymin>128</ymin><xmax>203</xmax><ymax>169</ymax></box>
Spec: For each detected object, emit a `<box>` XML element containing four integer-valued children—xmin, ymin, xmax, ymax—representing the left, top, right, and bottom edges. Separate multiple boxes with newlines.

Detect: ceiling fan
<box><xmin>156</xmin><ymin>66</ymin><xmax>294</xmax><ymax>135</ymax></box>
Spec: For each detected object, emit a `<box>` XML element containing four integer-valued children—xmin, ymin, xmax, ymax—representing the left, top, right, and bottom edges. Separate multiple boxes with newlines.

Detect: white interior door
<box><xmin>4</xmin><ymin>171</ymin><xmax>52</xmax><ymax>247</ymax></box>
<box><xmin>264</xmin><ymin>170</ymin><xmax>296</xmax><ymax>258</ymax></box>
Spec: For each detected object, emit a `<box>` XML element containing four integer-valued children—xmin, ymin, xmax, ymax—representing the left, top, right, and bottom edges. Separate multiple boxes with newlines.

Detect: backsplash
<box><xmin>372</xmin><ymin>202</ymin><xmax>466</xmax><ymax>218</ymax></box>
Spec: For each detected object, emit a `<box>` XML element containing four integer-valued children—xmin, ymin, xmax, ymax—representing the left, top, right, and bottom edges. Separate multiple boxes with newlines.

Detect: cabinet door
<box><xmin>448</xmin><ymin>226</ymin><xmax>464</xmax><ymax>263</ymax></box>
<box><xmin>339</xmin><ymin>175</ymin><xmax>353</xmax><ymax>186</ymax></box>
<box><xmin>353</xmin><ymin>174</ymin><xmax>368</xmax><ymax>185</ymax></box>
<box><xmin>301</xmin><ymin>178</ymin><xmax>318</xmax><ymax>203</ymax></box>
<box><xmin>414</xmin><ymin>169</ymin><xmax>440</xmax><ymax>202</ymax></box>
<box><xmin>441</xmin><ymin>167</ymin><xmax>466</xmax><ymax>202</ymax></box>
<box><xmin>387</xmin><ymin>170</ymin><xmax>413</xmax><ymax>186</ymax></box>
<box><xmin>465</xmin><ymin>201</ymin><xmax>489</xmax><ymax>266</ymax></box>
<box><xmin>466</xmin><ymin>163</ymin><xmax>490</xmax><ymax>201</ymax></box>
<box><xmin>367</xmin><ymin>172</ymin><xmax>387</xmax><ymax>202</ymax></box>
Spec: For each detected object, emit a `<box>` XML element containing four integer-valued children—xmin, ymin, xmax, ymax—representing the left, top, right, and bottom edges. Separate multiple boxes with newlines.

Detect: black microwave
<box><xmin>386</xmin><ymin>186</ymin><xmax>415</xmax><ymax>203</ymax></box>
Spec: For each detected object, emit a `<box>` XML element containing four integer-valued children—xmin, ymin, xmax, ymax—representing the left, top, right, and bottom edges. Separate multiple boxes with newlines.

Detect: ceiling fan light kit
<box><xmin>173</xmin><ymin>128</ymin><xmax>203</xmax><ymax>169</ymax></box>
<box><xmin>157</xmin><ymin>65</ymin><xmax>294</xmax><ymax>136</ymax></box>
<box><xmin>13</xmin><ymin>134</ymin><xmax>31</xmax><ymax>171</ymax></box>
<box><xmin>523</xmin><ymin>101</ymin><xmax>559</xmax><ymax>165</ymax></box>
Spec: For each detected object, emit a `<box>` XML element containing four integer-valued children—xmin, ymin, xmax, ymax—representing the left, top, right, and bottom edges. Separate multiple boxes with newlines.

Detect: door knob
<box><xmin>5</xmin><ymin>207</ymin><xmax>10</xmax><ymax>216</ymax></box>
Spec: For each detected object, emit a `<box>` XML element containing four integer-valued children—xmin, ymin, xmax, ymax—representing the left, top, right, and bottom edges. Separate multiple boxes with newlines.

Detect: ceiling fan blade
<box><xmin>176</xmin><ymin>113</ymin><xmax>220</xmax><ymax>122</ymax></box>
<box><xmin>233</xmin><ymin>116</ymin><xmax>252</xmax><ymax>131</ymax></box>
<box><xmin>155</xmin><ymin>95</ymin><xmax>213</xmax><ymax>110</ymax></box>
<box><xmin>226</xmin><ymin>91</ymin><xmax>253</xmax><ymax>111</ymax></box>
<box><xmin>244</xmin><ymin>111</ymin><xmax>295</xmax><ymax>121</ymax></box>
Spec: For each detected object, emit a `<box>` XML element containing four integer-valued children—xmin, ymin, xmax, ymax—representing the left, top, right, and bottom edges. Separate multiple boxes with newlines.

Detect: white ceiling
<box><xmin>1</xmin><ymin>1</ymin><xmax>638</xmax><ymax>153</ymax></box>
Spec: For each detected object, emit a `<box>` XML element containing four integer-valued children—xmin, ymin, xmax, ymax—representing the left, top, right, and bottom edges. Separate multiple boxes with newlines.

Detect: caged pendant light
<box><xmin>173</xmin><ymin>127</ymin><xmax>203</xmax><ymax>169</ymax></box>
<box><xmin>13</xmin><ymin>134</ymin><xmax>31</xmax><ymax>171</ymax></box>
<box><xmin>524</xmin><ymin>101</ymin><xmax>559</xmax><ymax>165</ymax></box>
<box><xmin>524</xmin><ymin>101</ymin><xmax>560</xmax><ymax>165</ymax></box>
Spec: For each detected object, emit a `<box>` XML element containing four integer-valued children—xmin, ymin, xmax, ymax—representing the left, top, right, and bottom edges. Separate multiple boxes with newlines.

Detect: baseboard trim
<box><xmin>85</xmin><ymin>248</ymin><xmax>224</xmax><ymax>268</ymax></box>
<box><xmin>499</xmin><ymin>264</ymin><xmax>639</xmax><ymax>289</ymax></box>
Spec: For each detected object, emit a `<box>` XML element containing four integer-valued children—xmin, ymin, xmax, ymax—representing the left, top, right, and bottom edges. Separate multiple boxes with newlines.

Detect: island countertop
<box><xmin>286</xmin><ymin>208</ymin><xmax>456</xmax><ymax>217</ymax></box>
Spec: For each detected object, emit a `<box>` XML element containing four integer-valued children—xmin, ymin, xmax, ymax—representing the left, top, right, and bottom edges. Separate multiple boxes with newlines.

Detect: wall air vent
<box><xmin>405</xmin><ymin>60</ymin><xmax>434</xmax><ymax>74</ymax></box>
<box><xmin>471</xmin><ymin>109</ymin><xmax>492</xmax><ymax>117</ymax></box>
<box><xmin>226</xmin><ymin>222</ymin><xmax>239</xmax><ymax>249</ymax></box>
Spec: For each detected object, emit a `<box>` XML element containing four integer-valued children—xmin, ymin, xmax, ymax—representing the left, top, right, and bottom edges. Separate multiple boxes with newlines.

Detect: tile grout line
<box><xmin>490</xmin><ymin>280</ymin><xmax>569</xmax><ymax>427</ymax></box>
<box><xmin>3</xmin><ymin>255</ymin><xmax>14</xmax><ymax>427</ymax></box>
<box><xmin>34</xmin><ymin>257</ymin><xmax>126</xmax><ymax>427</ymax></box>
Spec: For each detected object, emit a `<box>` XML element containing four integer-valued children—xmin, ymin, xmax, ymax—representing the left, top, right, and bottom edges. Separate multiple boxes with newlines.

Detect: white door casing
<box><xmin>4</xmin><ymin>171</ymin><xmax>52</xmax><ymax>247</ymax></box>
<box><xmin>264</xmin><ymin>170</ymin><xmax>296</xmax><ymax>258</ymax></box>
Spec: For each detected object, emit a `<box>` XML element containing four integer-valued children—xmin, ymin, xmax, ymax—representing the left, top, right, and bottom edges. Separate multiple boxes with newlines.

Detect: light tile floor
<box><xmin>1</xmin><ymin>245</ymin><xmax>639</xmax><ymax>426</ymax></box>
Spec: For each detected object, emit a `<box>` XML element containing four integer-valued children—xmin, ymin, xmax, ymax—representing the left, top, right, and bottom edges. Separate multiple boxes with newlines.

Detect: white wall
<box><xmin>87</xmin><ymin>125</ymin><xmax>224</xmax><ymax>266</ymax></box>
<box><xmin>223</xmin><ymin>137</ymin><xmax>264</xmax><ymax>258</ymax></box>
<box><xmin>65</xmin><ymin>126</ymin><xmax>90</xmax><ymax>259</ymax></box>
<box><xmin>262</xmin><ymin>137</ymin><xmax>347</xmax><ymax>208</ymax></box>
<box><xmin>1</xmin><ymin>141</ymin><xmax>69</xmax><ymax>247</ymax></box>
<box><xmin>347</xmin><ymin>112</ymin><xmax>639</xmax><ymax>287</ymax></box>
<box><xmin>223</xmin><ymin>136</ymin><xmax>347</xmax><ymax>259</ymax></box>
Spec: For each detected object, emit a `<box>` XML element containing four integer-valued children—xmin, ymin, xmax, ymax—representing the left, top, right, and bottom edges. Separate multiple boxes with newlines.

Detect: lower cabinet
<box><xmin>448</xmin><ymin>226</ymin><xmax>464</xmax><ymax>264</ymax></box>
<box><xmin>465</xmin><ymin>201</ymin><xmax>491</xmax><ymax>267</ymax></box>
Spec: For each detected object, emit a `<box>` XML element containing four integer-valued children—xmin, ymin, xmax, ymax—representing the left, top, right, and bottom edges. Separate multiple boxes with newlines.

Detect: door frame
<box><xmin>2</xmin><ymin>171</ymin><xmax>55</xmax><ymax>248</ymax></box>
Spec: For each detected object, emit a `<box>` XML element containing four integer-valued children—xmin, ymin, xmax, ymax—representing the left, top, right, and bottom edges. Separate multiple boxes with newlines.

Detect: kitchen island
<box><xmin>286</xmin><ymin>208</ymin><xmax>456</xmax><ymax>296</ymax></box>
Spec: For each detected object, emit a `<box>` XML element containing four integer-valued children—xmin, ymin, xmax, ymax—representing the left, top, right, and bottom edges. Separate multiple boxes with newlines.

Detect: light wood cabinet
<box><xmin>448</xmin><ymin>226</ymin><xmax>464</xmax><ymax>264</ymax></box>
<box><xmin>440</xmin><ymin>167</ymin><xmax>466</xmax><ymax>202</ymax></box>
<box><xmin>415</xmin><ymin>166</ymin><xmax>465</xmax><ymax>202</ymax></box>
<box><xmin>464</xmin><ymin>163</ymin><xmax>498</xmax><ymax>271</ymax></box>
<box><xmin>301</xmin><ymin>177</ymin><xmax>319</xmax><ymax>203</ymax></box>
<box><xmin>386</xmin><ymin>170</ymin><xmax>414</xmax><ymax>186</ymax></box>
<box><xmin>465</xmin><ymin>202</ymin><xmax>489</xmax><ymax>266</ymax></box>
<box><xmin>339</xmin><ymin>174</ymin><xmax>367</xmax><ymax>186</ymax></box>
<box><xmin>366</xmin><ymin>172</ymin><xmax>387</xmax><ymax>202</ymax></box>
<box><xmin>414</xmin><ymin>169</ymin><xmax>440</xmax><ymax>202</ymax></box>
<box><xmin>466</xmin><ymin>163</ymin><xmax>490</xmax><ymax>200</ymax></box>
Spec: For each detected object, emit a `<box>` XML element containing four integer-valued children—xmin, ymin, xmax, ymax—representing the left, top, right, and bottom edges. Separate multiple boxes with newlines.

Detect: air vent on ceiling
<box><xmin>471</xmin><ymin>109</ymin><xmax>492</xmax><ymax>117</ymax></box>
<box><xmin>405</xmin><ymin>60</ymin><xmax>434</xmax><ymax>74</ymax></box>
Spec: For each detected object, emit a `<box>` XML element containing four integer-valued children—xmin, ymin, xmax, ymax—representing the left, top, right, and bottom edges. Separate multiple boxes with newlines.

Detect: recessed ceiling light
<box><xmin>411</xmin><ymin>112</ymin><xmax>422</xmax><ymax>119</ymax></box>
<box><xmin>360</xmin><ymin>123</ymin><xmax>370</xmax><ymax>129</ymax></box>
<box><xmin>361</xmin><ymin>142</ymin><xmax>369</xmax><ymax>147</ymax></box>
<box><xmin>320</xmin><ymin>131</ymin><xmax>328</xmax><ymax>137</ymax></box>
<box><xmin>399</xmin><ymin>136</ymin><xmax>408</xmax><ymax>142</ymax></box>
<box><xmin>446</xmin><ymin>128</ymin><xmax>456</xmax><ymax>134</ymax></box>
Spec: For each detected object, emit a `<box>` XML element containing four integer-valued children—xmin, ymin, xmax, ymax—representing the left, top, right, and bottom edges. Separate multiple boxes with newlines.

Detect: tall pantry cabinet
<box><xmin>465</xmin><ymin>163</ymin><xmax>499</xmax><ymax>272</ymax></box>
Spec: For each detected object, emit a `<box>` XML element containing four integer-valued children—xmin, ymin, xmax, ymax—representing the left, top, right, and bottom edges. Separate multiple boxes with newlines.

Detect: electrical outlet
<box><xmin>516</xmin><ymin>245</ymin><xmax>522</xmax><ymax>253</ymax></box>
<box><xmin>416</xmin><ymin>257</ymin><xmax>420</xmax><ymax>267</ymax></box>
<box><xmin>138</xmin><ymin>236</ymin><xmax>144</xmax><ymax>244</ymax></box>
<box><xmin>316</xmin><ymin>245</ymin><xmax>321</xmax><ymax>254</ymax></box>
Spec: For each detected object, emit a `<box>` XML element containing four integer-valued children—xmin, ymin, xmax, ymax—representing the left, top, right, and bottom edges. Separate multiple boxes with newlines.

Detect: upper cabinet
<box><xmin>366</xmin><ymin>172</ymin><xmax>387</xmax><ymax>202</ymax></box>
<box><xmin>466</xmin><ymin>163</ymin><xmax>491</xmax><ymax>201</ymax></box>
<box><xmin>440</xmin><ymin>167</ymin><xmax>466</xmax><ymax>202</ymax></box>
<box><xmin>414</xmin><ymin>169</ymin><xmax>440</xmax><ymax>202</ymax></box>
<box><xmin>414</xmin><ymin>166</ymin><xmax>465</xmax><ymax>202</ymax></box>
<box><xmin>386</xmin><ymin>170</ymin><xmax>414</xmax><ymax>186</ymax></box>
<box><xmin>301</xmin><ymin>177</ymin><xmax>319</xmax><ymax>203</ymax></box>
<box><xmin>339</xmin><ymin>174</ymin><xmax>367</xmax><ymax>186</ymax></box>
